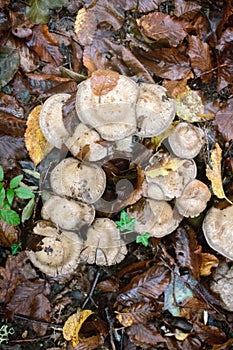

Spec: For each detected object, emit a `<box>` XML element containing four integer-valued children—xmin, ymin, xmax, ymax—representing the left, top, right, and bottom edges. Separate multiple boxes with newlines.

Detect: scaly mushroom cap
<box><xmin>128</xmin><ymin>198</ymin><xmax>183</xmax><ymax>238</ymax></box>
<box><xmin>41</xmin><ymin>195</ymin><xmax>95</xmax><ymax>231</ymax></box>
<box><xmin>144</xmin><ymin>152</ymin><xmax>197</xmax><ymax>200</ymax></box>
<box><xmin>202</xmin><ymin>205</ymin><xmax>233</xmax><ymax>260</ymax></box>
<box><xmin>168</xmin><ymin>122</ymin><xmax>205</xmax><ymax>159</ymax></box>
<box><xmin>136</xmin><ymin>83</ymin><xmax>176</xmax><ymax>137</ymax></box>
<box><xmin>75</xmin><ymin>70</ymin><xmax>138</xmax><ymax>141</ymax></box>
<box><xmin>175</xmin><ymin>179</ymin><xmax>211</xmax><ymax>217</ymax></box>
<box><xmin>40</xmin><ymin>93</ymin><xmax>71</xmax><ymax>149</ymax></box>
<box><xmin>26</xmin><ymin>221</ymin><xmax>83</xmax><ymax>276</ymax></box>
<box><xmin>80</xmin><ymin>218</ymin><xmax>127</xmax><ymax>265</ymax></box>
<box><xmin>50</xmin><ymin>157</ymin><xmax>106</xmax><ymax>204</ymax></box>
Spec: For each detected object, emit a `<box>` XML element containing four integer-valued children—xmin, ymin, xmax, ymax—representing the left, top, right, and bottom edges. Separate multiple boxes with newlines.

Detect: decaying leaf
<box><xmin>206</xmin><ymin>143</ymin><xmax>232</xmax><ymax>203</ymax></box>
<box><xmin>26</xmin><ymin>0</ymin><xmax>68</xmax><ymax>24</ymax></box>
<box><xmin>63</xmin><ymin>309</ymin><xmax>94</xmax><ymax>347</ymax></box>
<box><xmin>116</xmin><ymin>302</ymin><xmax>156</xmax><ymax>327</ymax></box>
<box><xmin>0</xmin><ymin>218</ymin><xmax>20</xmax><ymax>247</ymax></box>
<box><xmin>214</xmin><ymin>99</ymin><xmax>233</xmax><ymax>141</ymax></box>
<box><xmin>0</xmin><ymin>47</ymin><xmax>20</xmax><ymax>88</ymax></box>
<box><xmin>145</xmin><ymin>158</ymin><xmax>186</xmax><ymax>178</ymax></box>
<box><xmin>75</xmin><ymin>8</ymin><xmax>97</xmax><ymax>46</ymax></box>
<box><xmin>25</xmin><ymin>105</ymin><xmax>53</xmax><ymax>166</ymax></box>
<box><xmin>151</xmin><ymin>122</ymin><xmax>178</xmax><ymax>150</ymax></box>
<box><xmin>90</xmin><ymin>69</ymin><xmax>120</xmax><ymax>96</ymax></box>
<box><xmin>200</xmin><ymin>253</ymin><xmax>219</xmax><ymax>277</ymax></box>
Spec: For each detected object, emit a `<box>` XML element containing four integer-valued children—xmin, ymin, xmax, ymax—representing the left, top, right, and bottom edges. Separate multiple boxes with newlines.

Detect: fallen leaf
<box><xmin>0</xmin><ymin>135</ymin><xmax>27</xmax><ymax>170</ymax></box>
<box><xmin>0</xmin><ymin>112</ymin><xmax>26</xmax><ymax>137</ymax></box>
<box><xmin>25</xmin><ymin>105</ymin><xmax>53</xmax><ymax>166</ymax></box>
<box><xmin>200</xmin><ymin>253</ymin><xmax>219</xmax><ymax>277</ymax></box>
<box><xmin>151</xmin><ymin>122</ymin><xmax>178</xmax><ymax>150</ymax></box>
<box><xmin>193</xmin><ymin>322</ymin><xmax>226</xmax><ymax>345</ymax></box>
<box><xmin>0</xmin><ymin>47</ymin><xmax>20</xmax><ymax>88</ymax></box>
<box><xmin>174</xmin><ymin>0</ymin><xmax>201</xmax><ymax>20</ymax></box>
<box><xmin>214</xmin><ymin>99</ymin><xmax>233</xmax><ymax>141</ymax></box>
<box><xmin>63</xmin><ymin>309</ymin><xmax>94</xmax><ymax>347</ymax></box>
<box><xmin>0</xmin><ymin>218</ymin><xmax>20</xmax><ymax>247</ymax></box>
<box><xmin>127</xmin><ymin>323</ymin><xmax>169</xmax><ymax>349</ymax></box>
<box><xmin>26</xmin><ymin>0</ymin><xmax>68</xmax><ymax>24</ymax></box>
<box><xmin>137</xmin><ymin>0</ymin><xmax>164</xmax><ymax>12</ymax></box>
<box><xmin>67</xmin><ymin>335</ymin><xmax>104</xmax><ymax>350</ymax></box>
<box><xmin>90</xmin><ymin>69</ymin><xmax>120</xmax><ymax>96</ymax></box>
<box><xmin>0</xmin><ymin>93</ymin><xmax>24</xmax><ymax>119</ymax></box>
<box><xmin>116</xmin><ymin>302</ymin><xmax>156</xmax><ymax>327</ymax></box>
<box><xmin>145</xmin><ymin>158</ymin><xmax>186</xmax><ymax>178</ymax></box>
<box><xmin>75</xmin><ymin>8</ymin><xmax>97</xmax><ymax>46</ymax></box>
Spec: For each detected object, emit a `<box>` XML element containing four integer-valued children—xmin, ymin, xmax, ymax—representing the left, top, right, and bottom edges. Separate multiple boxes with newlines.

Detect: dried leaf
<box><xmin>116</xmin><ymin>302</ymin><xmax>156</xmax><ymax>327</ymax></box>
<box><xmin>137</xmin><ymin>12</ymin><xmax>193</xmax><ymax>47</ymax></box>
<box><xmin>214</xmin><ymin>99</ymin><xmax>233</xmax><ymax>141</ymax></box>
<box><xmin>206</xmin><ymin>143</ymin><xmax>231</xmax><ymax>202</ymax></box>
<box><xmin>63</xmin><ymin>309</ymin><xmax>94</xmax><ymax>347</ymax></box>
<box><xmin>200</xmin><ymin>253</ymin><xmax>219</xmax><ymax>277</ymax></box>
<box><xmin>25</xmin><ymin>105</ymin><xmax>53</xmax><ymax>166</ymax></box>
<box><xmin>174</xmin><ymin>0</ymin><xmax>201</xmax><ymax>20</ymax></box>
<box><xmin>193</xmin><ymin>322</ymin><xmax>226</xmax><ymax>345</ymax></box>
<box><xmin>67</xmin><ymin>335</ymin><xmax>104</xmax><ymax>350</ymax></box>
<box><xmin>127</xmin><ymin>323</ymin><xmax>168</xmax><ymax>349</ymax></box>
<box><xmin>0</xmin><ymin>136</ymin><xmax>27</xmax><ymax>170</ymax></box>
<box><xmin>145</xmin><ymin>158</ymin><xmax>186</xmax><ymax>178</ymax></box>
<box><xmin>137</xmin><ymin>0</ymin><xmax>164</xmax><ymax>13</ymax></box>
<box><xmin>90</xmin><ymin>69</ymin><xmax>120</xmax><ymax>96</ymax></box>
<box><xmin>97</xmin><ymin>278</ymin><xmax>119</xmax><ymax>293</ymax></box>
<box><xmin>151</xmin><ymin>122</ymin><xmax>178</xmax><ymax>150</ymax></box>
<box><xmin>75</xmin><ymin>8</ymin><xmax>97</xmax><ymax>46</ymax></box>
<box><xmin>26</xmin><ymin>0</ymin><xmax>68</xmax><ymax>24</ymax></box>
<box><xmin>0</xmin><ymin>218</ymin><xmax>20</xmax><ymax>247</ymax></box>
<box><xmin>0</xmin><ymin>111</ymin><xmax>26</xmax><ymax>137</ymax></box>
<box><xmin>0</xmin><ymin>93</ymin><xmax>24</xmax><ymax>119</ymax></box>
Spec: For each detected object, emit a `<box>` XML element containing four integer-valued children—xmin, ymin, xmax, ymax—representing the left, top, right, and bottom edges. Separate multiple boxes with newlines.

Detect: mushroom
<box><xmin>143</xmin><ymin>152</ymin><xmax>197</xmax><ymax>201</ymax></box>
<box><xmin>75</xmin><ymin>70</ymin><xmax>138</xmax><ymax>141</ymax></box>
<box><xmin>175</xmin><ymin>179</ymin><xmax>211</xmax><ymax>217</ymax></box>
<box><xmin>202</xmin><ymin>205</ymin><xmax>233</xmax><ymax>260</ymax></box>
<box><xmin>168</xmin><ymin>122</ymin><xmax>205</xmax><ymax>159</ymax></box>
<box><xmin>128</xmin><ymin>198</ymin><xmax>183</xmax><ymax>238</ymax></box>
<box><xmin>136</xmin><ymin>83</ymin><xmax>176</xmax><ymax>137</ymax></box>
<box><xmin>211</xmin><ymin>262</ymin><xmax>233</xmax><ymax>311</ymax></box>
<box><xmin>41</xmin><ymin>195</ymin><xmax>95</xmax><ymax>231</ymax></box>
<box><xmin>40</xmin><ymin>93</ymin><xmax>71</xmax><ymax>149</ymax></box>
<box><xmin>65</xmin><ymin>123</ymin><xmax>107</xmax><ymax>161</ymax></box>
<box><xmin>50</xmin><ymin>157</ymin><xmax>106</xmax><ymax>204</ymax></box>
<box><xmin>26</xmin><ymin>221</ymin><xmax>83</xmax><ymax>276</ymax></box>
<box><xmin>80</xmin><ymin>218</ymin><xmax>127</xmax><ymax>265</ymax></box>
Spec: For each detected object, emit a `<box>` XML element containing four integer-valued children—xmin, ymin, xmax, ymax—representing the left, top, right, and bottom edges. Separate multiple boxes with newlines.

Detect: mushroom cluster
<box><xmin>26</xmin><ymin>69</ymin><xmax>212</xmax><ymax>275</ymax></box>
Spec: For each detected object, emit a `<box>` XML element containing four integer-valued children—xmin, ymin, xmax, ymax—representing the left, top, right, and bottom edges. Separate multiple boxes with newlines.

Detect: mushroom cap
<box><xmin>41</xmin><ymin>195</ymin><xmax>95</xmax><ymax>231</ymax></box>
<box><xmin>65</xmin><ymin>123</ymin><xmax>107</xmax><ymax>161</ymax></box>
<box><xmin>26</xmin><ymin>221</ymin><xmax>83</xmax><ymax>276</ymax></box>
<box><xmin>144</xmin><ymin>152</ymin><xmax>197</xmax><ymax>200</ymax></box>
<box><xmin>168</xmin><ymin>122</ymin><xmax>205</xmax><ymax>159</ymax></box>
<box><xmin>211</xmin><ymin>262</ymin><xmax>233</xmax><ymax>311</ymax></box>
<box><xmin>175</xmin><ymin>179</ymin><xmax>211</xmax><ymax>217</ymax></box>
<box><xmin>202</xmin><ymin>205</ymin><xmax>233</xmax><ymax>260</ymax></box>
<box><xmin>50</xmin><ymin>157</ymin><xmax>106</xmax><ymax>204</ymax></box>
<box><xmin>80</xmin><ymin>218</ymin><xmax>127</xmax><ymax>265</ymax></box>
<box><xmin>136</xmin><ymin>83</ymin><xmax>176</xmax><ymax>137</ymax></box>
<box><xmin>75</xmin><ymin>71</ymin><xmax>138</xmax><ymax>141</ymax></box>
<box><xmin>128</xmin><ymin>199</ymin><xmax>183</xmax><ymax>237</ymax></box>
<box><xmin>40</xmin><ymin>93</ymin><xmax>71</xmax><ymax>149</ymax></box>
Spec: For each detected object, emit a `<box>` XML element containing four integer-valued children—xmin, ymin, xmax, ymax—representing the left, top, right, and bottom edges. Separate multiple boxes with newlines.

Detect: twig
<box><xmin>81</xmin><ymin>269</ymin><xmax>101</xmax><ymax>309</ymax></box>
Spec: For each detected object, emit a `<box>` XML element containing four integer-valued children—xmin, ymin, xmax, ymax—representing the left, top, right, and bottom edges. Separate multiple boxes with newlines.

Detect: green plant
<box><xmin>0</xmin><ymin>165</ymin><xmax>35</xmax><ymax>226</ymax></box>
<box><xmin>11</xmin><ymin>242</ymin><xmax>22</xmax><ymax>255</ymax></box>
<box><xmin>115</xmin><ymin>210</ymin><xmax>151</xmax><ymax>247</ymax></box>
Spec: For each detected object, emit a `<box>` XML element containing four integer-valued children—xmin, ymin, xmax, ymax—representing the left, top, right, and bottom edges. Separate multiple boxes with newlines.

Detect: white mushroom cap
<box><xmin>80</xmin><ymin>218</ymin><xmax>127</xmax><ymax>265</ymax></box>
<box><xmin>128</xmin><ymin>199</ymin><xmax>183</xmax><ymax>238</ymax></box>
<box><xmin>175</xmin><ymin>179</ymin><xmax>211</xmax><ymax>217</ymax></box>
<box><xmin>41</xmin><ymin>195</ymin><xmax>95</xmax><ymax>231</ymax></box>
<box><xmin>65</xmin><ymin>123</ymin><xmax>107</xmax><ymax>161</ymax></box>
<box><xmin>75</xmin><ymin>70</ymin><xmax>138</xmax><ymax>141</ymax></box>
<box><xmin>144</xmin><ymin>152</ymin><xmax>197</xmax><ymax>200</ymax></box>
<box><xmin>26</xmin><ymin>221</ymin><xmax>83</xmax><ymax>276</ymax></box>
<box><xmin>136</xmin><ymin>83</ymin><xmax>176</xmax><ymax>137</ymax></box>
<box><xmin>50</xmin><ymin>157</ymin><xmax>106</xmax><ymax>204</ymax></box>
<box><xmin>202</xmin><ymin>205</ymin><xmax>233</xmax><ymax>260</ymax></box>
<box><xmin>168</xmin><ymin>122</ymin><xmax>205</xmax><ymax>159</ymax></box>
<box><xmin>40</xmin><ymin>93</ymin><xmax>71</xmax><ymax>149</ymax></box>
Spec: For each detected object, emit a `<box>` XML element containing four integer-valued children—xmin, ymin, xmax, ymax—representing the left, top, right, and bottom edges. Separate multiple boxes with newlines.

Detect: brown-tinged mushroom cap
<box><xmin>144</xmin><ymin>152</ymin><xmax>197</xmax><ymax>201</ymax></box>
<box><xmin>50</xmin><ymin>157</ymin><xmax>106</xmax><ymax>204</ymax></box>
<box><xmin>128</xmin><ymin>198</ymin><xmax>183</xmax><ymax>238</ymax></box>
<box><xmin>136</xmin><ymin>83</ymin><xmax>176</xmax><ymax>137</ymax></box>
<box><xmin>41</xmin><ymin>195</ymin><xmax>95</xmax><ymax>231</ymax></box>
<box><xmin>211</xmin><ymin>262</ymin><xmax>233</xmax><ymax>311</ymax></box>
<box><xmin>168</xmin><ymin>122</ymin><xmax>205</xmax><ymax>159</ymax></box>
<box><xmin>75</xmin><ymin>70</ymin><xmax>138</xmax><ymax>141</ymax></box>
<box><xmin>80</xmin><ymin>218</ymin><xmax>127</xmax><ymax>265</ymax></box>
<box><xmin>26</xmin><ymin>221</ymin><xmax>83</xmax><ymax>276</ymax></box>
<box><xmin>65</xmin><ymin>123</ymin><xmax>107</xmax><ymax>161</ymax></box>
<box><xmin>40</xmin><ymin>93</ymin><xmax>71</xmax><ymax>149</ymax></box>
<box><xmin>202</xmin><ymin>205</ymin><xmax>233</xmax><ymax>260</ymax></box>
<box><xmin>175</xmin><ymin>179</ymin><xmax>211</xmax><ymax>217</ymax></box>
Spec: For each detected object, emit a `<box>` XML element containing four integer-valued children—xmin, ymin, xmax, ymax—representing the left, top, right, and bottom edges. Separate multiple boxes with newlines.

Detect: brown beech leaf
<box><xmin>179</xmin><ymin>297</ymin><xmax>210</xmax><ymax>321</ymax></box>
<box><xmin>67</xmin><ymin>335</ymin><xmax>104</xmax><ymax>350</ymax></box>
<box><xmin>62</xmin><ymin>92</ymin><xmax>79</xmax><ymax>135</ymax></box>
<box><xmin>90</xmin><ymin>69</ymin><xmax>120</xmax><ymax>96</ymax></box>
<box><xmin>212</xmin><ymin>339</ymin><xmax>233</xmax><ymax>350</ymax></box>
<box><xmin>137</xmin><ymin>12</ymin><xmax>193</xmax><ymax>47</ymax></box>
<box><xmin>187</xmin><ymin>35</ymin><xmax>213</xmax><ymax>83</ymax></box>
<box><xmin>27</xmin><ymin>24</ymin><xmax>63</xmax><ymax>66</ymax></box>
<box><xmin>200</xmin><ymin>253</ymin><xmax>219</xmax><ymax>277</ymax></box>
<box><xmin>0</xmin><ymin>218</ymin><xmax>20</xmax><ymax>247</ymax></box>
<box><xmin>75</xmin><ymin>8</ymin><xmax>97</xmax><ymax>46</ymax></box>
<box><xmin>117</xmin><ymin>264</ymin><xmax>170</xmax><ymax>306</ymax></box>
<box><xmin>137</xmin><ymin>0</ymin><xmax>164</xmax><ymax>13</ymax></box>
<box><xmin>214</xmin><ymin>99</ymin><xmax>233</xmax><ymax>141</ymax></box>
<box><xmin>0</xmin><ymin>93</ymin><xmax>24</xmax><ymax>119</ymax></box>
<box><xmin>193</xmin><ymin>322</ymin><xmax>226</xmax><ymax>345</ymax></box>
<box><xmin>116</xmin><ymin>302</ymin><xmax>156</xmax><ymax>327</ymax></box>
<box><xmin>163</xmin><ymin>70</ymin><xmax>194</xmax><ymax>98</ymax></box>
<box><xmin>127</xmin><ymin>323</ymin><xmax>169</xmax><ymax>349</ymax></box>
<box><xmin>174</xmin><ymin>0</ymin><xmax>202</xmax><ymax>20</ymax></box>
<box><xmin>0</xmin><ymin>112</ymin><xmax>26</xmax><ymax>137</ymax></box>
<box><xmin>97</xmin><ymin>278</ymin><xmax>119</xmax><ymax>293</ymax></box>
<box><xmin>0</xmin><ymin>252</ymin><xmax>28</xmax><ymax>303</ymax></box>
<box><xmin>0</xmin><ymin>136</ymin><xmax>27</xmax><ymax>170</ymax></box>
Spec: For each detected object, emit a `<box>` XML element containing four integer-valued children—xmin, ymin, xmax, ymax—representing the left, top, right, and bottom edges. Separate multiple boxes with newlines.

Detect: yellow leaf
<box><xmin>206</xmin><ymin>143</ymin><xmax>232</xmax><ymax>203</ymax></box>
<box><xmin>25</xmin><ymin>105</ymin><xmax>53</xmax><ymax>166</ymax></box>
<box><xmin>151</xmin><ymin>121</ymin><xmax>178</xmax><ymax>150</ymax></box>
<box><xmin>115</xmin><ymin>311</ymin><xmax>134</xmax><ymax>327</ymax></box>
<box><xmin>200</xmin><ymin>253</ymin><xmax>219</xmax><ymax>277</ymax></box>
<box><xmin>62</xmin><ymin>308</ymin><xmax>93</xmax><ymax>347</ymax></box>
<box><xmin>175</xmin><ymin>329</ymin><xmax>189</xmax><ymax>341</ymax></box>
<box><xmin>145</xmin><ymin>158</ymin><xmax>186</xmax><ymax>178</ymax></box>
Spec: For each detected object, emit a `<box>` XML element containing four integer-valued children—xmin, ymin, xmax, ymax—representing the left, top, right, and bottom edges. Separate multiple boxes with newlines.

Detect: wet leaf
<box><xmin>193</xmin><ymin>322</ymin><xmax>226</xmax><ymax>345</ymax></box>
<box><xmin>127</xmin><ymin>323</ymin><xmax>168</xmax><ymax>349</ymax></box>
<box><xmin>0</xmin><ymin>218</ymin><xmax>20</xmax><ymax>247</ymax></box>
<box><xmin>145</xmin><ymin>158</ymin><xmax>186</xmax><ymax>178</ymax></box>
<box><xmin>75</xmin><ymin>8</ymin><xmax>97</xmax><ymax>46</ymax></box>
<box><xmin>0</xmin><ymin>47</ymin><xmax>20</xmax><ymax>88</ymax></box>
<box><xmin>63</xmin><ymin>309</ymin><xmax>94</xmax><ymax>347</ymax></box>
<box><xmin>116</xmin><ymin>302</ymin><xmax>156</xmax><ymax>327</ymax></box>
<box><xmin>200</xmin><ymin>253</ymin><xmax>219</xmax><ymax>277</ymax></box>
<box><xmin>90</xmin><ymin>69</ymin><xmax>120</xmax><ymax>96</ymax></box>
<box><xmin>137</xmin><ymin>0</ymin><xmax>164</xmax><ymax>13</ymax></box>
<box><xmin>174</xmin><ymin>0</ymin><xmax>202</xmax><ymax>20</ymax></box>
<box><xmin>25</xmin><ymin>105</ymin><xmax>53</xmax><ymax>166</ymax></box>
<box><xmin>214</xmin><ymin>99</ymin><xmax>233</xmax><ymax>141</ymax></box>
<box><xmin>26</xmin><ymin>0</ymin><xmax>68</xmax><ymax>24</ymax></box>
<box><xmin>67</xmin><ymin>335</ymin><xmax>104</xmax><ymax>350</ymax></box>
<box><xmin>0</xmin><ymin>136</ymin><xmax>27</xmax><ymax>170</ymax></box>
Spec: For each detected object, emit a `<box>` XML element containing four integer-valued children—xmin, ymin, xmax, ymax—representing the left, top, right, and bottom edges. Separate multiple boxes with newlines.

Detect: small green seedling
<box><xmin>0</xmin><ymin>165</ymin><xmax>35</xmax><ymax>226</ymax></box>
<box><xmin>115</xmin><ymin>210</ymin><xmax>151</xmax><ymax>247</ymax></box>
<box><xmin>11</xmin><ymin>242</ymin><xmax>22</xmax><ymax>255</ymax></box>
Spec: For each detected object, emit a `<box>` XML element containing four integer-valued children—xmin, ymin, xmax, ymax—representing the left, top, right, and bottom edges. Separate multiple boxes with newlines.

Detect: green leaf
<box><xmin>14</xmin><ymin>187</ymin><xmax>35</xmax><ymax>199</ymax></box>
<box><xmin>115</xmin><ymin>210</ymin><xmax>135</xmax><ymax>232</ymax></box>
<box><xmin>0</xmin><ymin>187</ymin><xmax>5</xmax><ymax>205</ymax></box>
<box><xmin>10</xmin><ymin>175</ymin><xmax>24</xmax><ymax>189</ymax></box>
<box><xmin>6</xmin><ymin>189</ymin><xmax>15</xmax><ymax>206</ymax></box>
<box><xmin>0</xmin><ymin>209</ymin><xmax>20</xmax><ymax>226</ymax></box>
<box><xmin>26</xmin><ymin>0</ymin><xmax>68</xmax><ymax>24</ymax></box>
<box><xmin>0</xmin><ymin>47</ymin><xmax>20</xmax><ymax>88</ymax></box>
<box><xmin>11</xmin><ymin>242</ymin><xmax>22</xmax><ymax>255</ymax></box>
<box><xmin>136</xmin><ymin>232</ymin><xmax>151</xmax><ymax>247</ymax></box>
<box><xmin>0</xmin><ymin>165</ymin><xmax>4</xmax><ymax>181</ymax></box>
<box><xmin>21</xmin><ymin>198</ymin><xmax>35</xmax><ymax>223</ymax></box>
